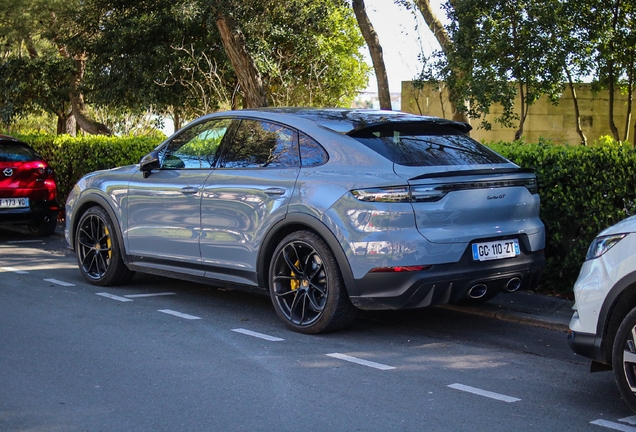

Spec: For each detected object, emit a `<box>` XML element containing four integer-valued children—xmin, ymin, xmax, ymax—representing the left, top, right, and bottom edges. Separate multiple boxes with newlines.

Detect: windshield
<box><xmin>349</xmin><ymin>124</ymin><xmax>508</xmax><ymax>167</ymax></box>
<box><xmin>0</xmin><ymin>143</ymin><xmax>43</xmax><ymax>162</ymax></box>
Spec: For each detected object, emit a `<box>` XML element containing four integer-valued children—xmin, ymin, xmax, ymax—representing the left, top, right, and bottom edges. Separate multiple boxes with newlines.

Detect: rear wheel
<box><xmin>612</xmin><ymin>307</ymin><xmax>636</xmax><ymax>413</ymax></box>
<box><xmin>269</xmin><ymin>231</ymin><xmax>357</xmax><ymax>334</ymax></box>
<box><xmin>75</xmin><ymin>206</ymin><xmax>134</xmax><ymax>286</ymax></box>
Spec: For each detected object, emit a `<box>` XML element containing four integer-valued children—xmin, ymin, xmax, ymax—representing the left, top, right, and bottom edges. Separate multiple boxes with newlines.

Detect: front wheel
<box><xmin>75</xmin><ymin>206</ymin><xmax>134</xmax><ymax>286</ymax></box>
<box><xmin>612</xmin><ymin>307</ymin><xmax>636</xmax><ymax>413</ymax></box>
<box><xmin>269</xmin><ymin>231</ymin><xmax>357</xmax><ymax>334</ymax></box>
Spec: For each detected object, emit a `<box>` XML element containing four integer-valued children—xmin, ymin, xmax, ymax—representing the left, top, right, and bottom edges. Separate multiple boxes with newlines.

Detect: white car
<box><xmin>569</xmin><ymin>214</ymin><xmax>636</xmax><ymax>411</ymax></box>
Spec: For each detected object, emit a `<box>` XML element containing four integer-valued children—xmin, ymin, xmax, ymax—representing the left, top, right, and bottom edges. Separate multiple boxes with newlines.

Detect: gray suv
<box><xmin>65</xmin><ymin>108</ymin><xmax>545</xmax><ymax>333</ymax></box>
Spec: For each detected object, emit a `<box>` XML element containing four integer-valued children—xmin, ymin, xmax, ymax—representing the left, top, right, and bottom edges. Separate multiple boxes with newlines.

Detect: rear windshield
<box><xmin>349</xmin><ymin>124</ymin><xmax>508</xmax><ymax>167</ymax></box>
<box><xmin>0</xmin><ymin>143</ymin><xmax>42</xmax><ymax>162</ymax></box>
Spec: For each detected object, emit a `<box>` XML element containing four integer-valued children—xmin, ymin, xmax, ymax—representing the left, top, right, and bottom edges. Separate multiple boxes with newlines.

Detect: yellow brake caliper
<box><xmin>104</xmin><ymin>226</ymin><xmax>112</xmax><ymax>261</ymax></box>
<box><xmin>290</xmin><ymin>260</ymin><xmax>300</xmax><ymax>291</ymax></box>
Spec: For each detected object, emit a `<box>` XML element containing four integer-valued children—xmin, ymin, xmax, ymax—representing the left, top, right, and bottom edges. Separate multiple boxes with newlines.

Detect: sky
<box><xmin>360</xmin><ymin>0</ymin><xmax>445</xmax><ymax>94</ymax></box>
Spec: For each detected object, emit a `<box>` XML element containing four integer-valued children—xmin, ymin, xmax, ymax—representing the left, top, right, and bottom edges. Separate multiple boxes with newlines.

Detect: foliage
<box><xmin>15</xmin><ymin>133</ymin><xmax>163</xmax><ymax>208</ymax></box>
<box><xmin>488</xmin><ymin>137</ymin><xmax>636</xmax><ymax>295</ymax></box>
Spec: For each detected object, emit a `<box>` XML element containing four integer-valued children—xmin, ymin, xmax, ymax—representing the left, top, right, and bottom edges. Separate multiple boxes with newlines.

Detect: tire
<box><xmin>28</xmin><ymin>216</ymin><xmax>57</xmax><ymax>237</ymax></box>
<box><xmin>268</xmin><ymin>230</ymin><xmax>357</xmax><ymax>334</ymax></box>
<box><xmin>612</xmin><ymin>307</ymin><xmax>636</xmax><ymax>413</ymax></box>
<box><xmin>75</xmin><ymin>206</ymin><xmax>134</xmax><ymax>286</ymax></box>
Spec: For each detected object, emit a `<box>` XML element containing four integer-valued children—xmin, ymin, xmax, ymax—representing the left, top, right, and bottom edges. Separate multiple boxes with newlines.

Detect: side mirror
<box><xmin>139</xmin><ymin>151</ymin><xmax>160</xmax><ymax>178</ymax></box>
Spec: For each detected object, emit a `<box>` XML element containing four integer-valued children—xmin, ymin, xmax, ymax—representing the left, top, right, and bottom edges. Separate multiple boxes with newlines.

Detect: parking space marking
<box><xmin>326</xmin><ymin>353</ymin><xmax>396</xmax><ymax>370</ymax></box>
<box><xmin>447</xmin><ymin>383</ymin><xmax>521</xmax><ymax>403</ymax></box>
<box><xmin>1</xmin><ymin>267</ymin><xmax>29</xmax><ymax>274</ymax></box>
<box><xmin>158</xmin><ymin>309</ymin><xmax>201</xmax><ymax>320</ymax></box>
<box><xmin>232</xmin><ymin>328</ymin><xmax>284</xmax><ymax>341</ymax></box>
<box><xmin>43</xmin><ymin>278</ymin><xmax>75</xmax><ymax>287</ymax></box>
<box><xmin>7</xmin><ymin>240</ymin><xmax>42</xmax><ymax>244</ymax></box>
<box><xmin>96</xmin><ymin>292</ymin><xmax>134</xmax><ymax>302</ymax></box>
<box><xmin>620</xmin><ymin>417</ymin><xmax>636</xmax><ymax>426</ymax></box>
<box><xmin>124</xmin><ymin>292</ymin><xmax>176</xmax><ymax>298</ymax></box>
<box><xmin>591</xmin><ymin>420</ymin><xmax>636</xmax><ymax>431</ymax></box>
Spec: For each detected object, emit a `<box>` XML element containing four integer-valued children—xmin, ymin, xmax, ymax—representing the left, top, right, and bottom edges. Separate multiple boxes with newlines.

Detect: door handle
<box><xmin>180</xmin><ymin>187</ymin><xmax>199</xmax><ymax>195</ymax></box>
<box><xmin>264</xmin><ymin>188</ymin><xmax>286</xmax><ymax>196</ymax></box>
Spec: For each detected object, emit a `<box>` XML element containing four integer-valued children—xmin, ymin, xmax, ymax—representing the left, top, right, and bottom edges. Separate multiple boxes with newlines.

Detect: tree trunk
<box><xmin>216</xmin><ymin>13</ymin><xmax>268</xmax><ymax>109</ymax></box>
<box><xmin>352</xmin><ymin>0</ymin><xmax>391</xmax><ymax>110</ymax></box>
<box><xmin>624</xmin><ymin>62</ymin><xmax>633</xmax><ymax>142</ymax></box>
<box><xmin>414</xmin><ymin>0</ymin><xmax>468</xmax><ymax>123</ymax></box>
<box><xmin>565</xmin><ymin>69</ymin><xmax>587</xmax><ymax>145</ymax></box>
<box><xmin>514</xmin><ymin>82</ymin><xmax>527</xmax><ymax>141</ymax></box>
<box><xmin>69</xmin><ymin>56</ymin><xmax>112</xmax><ymax>135</ymax></box>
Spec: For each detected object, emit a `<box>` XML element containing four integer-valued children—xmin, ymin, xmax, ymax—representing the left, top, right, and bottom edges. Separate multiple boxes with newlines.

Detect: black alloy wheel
<box><xmin>613</xmin><ymin>307</ymin><xmax>636</xmax><ymax>413</ymax></box>
<box><xmin>269</xmin><ymin>230</ymin><xmax>356</xmax><ymax>334</ymax></box>
<box><xmin>75</xmin><ymin>206</ymin><xmax>134</xmax><ymax>286</ymax></box>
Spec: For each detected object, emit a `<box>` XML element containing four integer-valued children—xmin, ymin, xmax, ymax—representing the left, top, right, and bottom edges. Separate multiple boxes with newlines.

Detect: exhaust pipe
<box><xmin>468</xmin><ymin>283</ymin><xmax>488</xmax><ymax>299</ymax></box>
<box><xmin>505</xmin><ymin>277</ymin><xmax>522</xmax><ymax>293</ymax></box>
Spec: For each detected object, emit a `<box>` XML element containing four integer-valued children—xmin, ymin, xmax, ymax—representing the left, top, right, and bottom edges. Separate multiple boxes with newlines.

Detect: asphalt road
<box><xmin>0</xmin><ymin>226</ymin><xmax>633</xmax><ymax>431</ymax></box>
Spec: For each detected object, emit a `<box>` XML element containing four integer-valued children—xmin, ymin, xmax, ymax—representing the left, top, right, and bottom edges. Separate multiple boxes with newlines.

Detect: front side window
<box><xmin>350</xmin><ymin>124</ymin><xmax>508</xmax><ymax>167</ymax></box>
<box><xmin>219</xmin><ymin>120</ymin><xmax>299</xmax><ymax>169</ymax></box>
<box><xmin>162</xmin><ymin>119</ymin><xmax>231</xmax><ymax>169</ymax></box>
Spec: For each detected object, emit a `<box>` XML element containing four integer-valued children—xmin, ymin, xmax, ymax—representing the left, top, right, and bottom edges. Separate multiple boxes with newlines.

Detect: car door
<box><xmin>126</xmin><ymin>118</ymin><xmax>231</xmax><ymax>276</ymax></box>
<box><xmin>200</xmin><ymin>118</ymin><xmax>300</xmax><ymax>285</ymax></box>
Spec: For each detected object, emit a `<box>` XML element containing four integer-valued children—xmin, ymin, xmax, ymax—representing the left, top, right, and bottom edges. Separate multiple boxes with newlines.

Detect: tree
<box><xmin>352</xmin><ymin>0</ymin><xmax>391</xmax><ymax>110</ymax></box>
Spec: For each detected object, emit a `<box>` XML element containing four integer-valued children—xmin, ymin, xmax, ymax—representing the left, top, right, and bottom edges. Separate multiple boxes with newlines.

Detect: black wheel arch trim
<box><xmin>69</xmin><ymin>193</ymin><xmax>129</xmax><ymax>265</ymax></box>
<box><xmin>257</xmin><ymin>213</ymin><xmax>358</xmax><ymax>297</ymax></box>
<box><xmin>597</xmin><ymin>270</ymin><xmax>636</xmax><ymax>362</ymax></box>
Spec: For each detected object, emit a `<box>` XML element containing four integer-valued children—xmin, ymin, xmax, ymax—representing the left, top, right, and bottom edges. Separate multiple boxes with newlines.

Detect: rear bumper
<box><xmin>348</xmin><ymin>248</ymin><xmax>545</xmax><ymax>310</ymax></box>
<box><xmin>0</xmin><ymin>200</ymin><xmax>59</xmax><ymax>224</ymax></box>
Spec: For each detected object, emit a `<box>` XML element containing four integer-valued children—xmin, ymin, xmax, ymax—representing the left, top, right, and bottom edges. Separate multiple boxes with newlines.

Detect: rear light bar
<box><xmin>352</xmin><ymin>178</ymin><xmax>538</xmax><ymax>203</ymax></box>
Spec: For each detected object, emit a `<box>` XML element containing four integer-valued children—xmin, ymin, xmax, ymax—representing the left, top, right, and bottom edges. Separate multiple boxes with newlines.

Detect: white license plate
<box><xmin>0</xmin><ymin>197</ymin><xmax>29</xmax><ymax>209</ymax></box>
<box><xmin>472</xmin><ymin>239</ymin><xmax>520</xmax><ymax>261</ymax></box>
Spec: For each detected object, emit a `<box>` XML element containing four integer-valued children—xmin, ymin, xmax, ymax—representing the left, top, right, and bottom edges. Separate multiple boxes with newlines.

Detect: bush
<box><xmin>15</xmin><ymin>133</ymin><xmax>163</xmax><ymax>214</ymax></box>
<box><xmin>489</xmin><ymin>138</ymin><xmax>636</xmax><ymax>296</ymax></box>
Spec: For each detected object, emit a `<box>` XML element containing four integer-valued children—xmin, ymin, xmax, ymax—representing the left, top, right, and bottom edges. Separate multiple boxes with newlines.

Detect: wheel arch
<box><xmin>257</xmin><ymin>213</ymin><xmax>358</xmax><ymax>296</ymax></box>
<box><xmin>598</xmin><ymin>271</ymin><xmax>636</xmax><ymax>364</ymax></box>
<box><xmin>69</xmin><ymin>194</ymin><xmax>129</xmax><ymax>264</ymax></box>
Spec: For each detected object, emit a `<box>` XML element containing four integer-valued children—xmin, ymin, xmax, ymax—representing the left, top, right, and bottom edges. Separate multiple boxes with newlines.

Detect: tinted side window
<box><xmin>299</xmin><ymin>134</ymin><xmax>328</xmax><ymax>167</ymax></box>
<box><xmin>219</xmin><ymin>120</ymin><xmax>299</xmax><ymax>168</ymax></box>
<box><xmin>0</xmin><ymin>143</ymin><xmax>42</xmax><ymax>162</ymax></box>
<box><xmin>162</xmin><ymin>119</ymin><xmax>231</xmax><ymax>169</ymax></box>
<box><xmin>350</xmin><ymin>125</ymin><xmax>508</xmax><ymax>167</ymax></box>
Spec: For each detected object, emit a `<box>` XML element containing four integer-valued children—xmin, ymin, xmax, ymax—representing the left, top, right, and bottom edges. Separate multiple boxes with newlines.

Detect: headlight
<box><xmin>586</xmin><ymin>234</ymin><xmax>627</xmax><ymax>260</ymax></box>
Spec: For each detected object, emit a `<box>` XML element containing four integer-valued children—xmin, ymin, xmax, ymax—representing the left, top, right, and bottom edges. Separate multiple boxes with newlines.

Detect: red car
<box><xmin>0</xmin><ymin>135</ymin><xmax>59</xmax><ymax>236</ymax></box>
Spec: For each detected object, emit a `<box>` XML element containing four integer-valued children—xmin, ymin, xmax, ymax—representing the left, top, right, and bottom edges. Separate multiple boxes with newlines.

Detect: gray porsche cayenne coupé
<box><xmin>65</xmin><ymin>108</ymin><xmax>545</xmax><ymax>333</ymax></box>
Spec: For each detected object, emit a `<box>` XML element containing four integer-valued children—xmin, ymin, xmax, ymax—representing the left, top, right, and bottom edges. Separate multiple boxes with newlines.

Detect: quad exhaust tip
<box><xmin>468</xmin><ymin>283</ymin><xmax>488</xmax><ymax>299</ymax></box>
<box><xmin>505</xmin><ymin>277</ymin><xmax>522</xmax><ymax>293</ymax></box>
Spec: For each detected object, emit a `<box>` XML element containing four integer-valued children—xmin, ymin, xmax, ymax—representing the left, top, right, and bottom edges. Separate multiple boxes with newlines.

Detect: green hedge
<box><xmin>15</xmin><ymin>133</ymin><xmax>163</xmax><ymax>214</ymax></box>
<box><xmin>489</xmin><ymin>138</ymin><xmax>636</xmax><ymax>295</ymax></box>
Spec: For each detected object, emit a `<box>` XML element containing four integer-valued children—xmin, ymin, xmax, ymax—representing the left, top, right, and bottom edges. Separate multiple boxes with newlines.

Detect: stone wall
<box><xmin>401</xmin><ymin>81</ymin><xmax>634</xmax><ymax>144</ymax></box>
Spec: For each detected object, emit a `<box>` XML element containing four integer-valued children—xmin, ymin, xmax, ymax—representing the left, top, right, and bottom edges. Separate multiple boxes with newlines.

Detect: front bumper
<box><xmin>349</xmin><ymin>247</ymin><xmax>545</xmax><ymax>310</ymax></box>
<box><xmin>567</xmin><ymin>329</ymin><xmax>598</xmax><ymax>360</ymax></box>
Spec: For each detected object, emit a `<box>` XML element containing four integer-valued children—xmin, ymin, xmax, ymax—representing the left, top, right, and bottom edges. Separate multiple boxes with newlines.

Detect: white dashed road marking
<box><xmin>591</xmin><ymin>419</ymin><xmax>636</xmax><ymax>431</ymax></box>
<box><xmin>326</xmin><ymin>353</ymin><xmax>396</xmax><ymax>370</ymax></box>
<box><xmin>7</xmin><ymin>240</ymin><xmax>42</xmax><ymax>244</ymax></box>
<box><xmin>124</xmin><ymin>292</ymin><xmax>176</xmax><ymax>298</ymax></box>
<box><xmin>96</xmin><ymin>292</ymin><xmax>134</xmax><ymax>302</ymax></box>
<box><xmin>1</xmin><ymin>267</ymin><xmax>29</xmax><ymax>274</ymax></box>
<box><xmin>447</xmin><ymin>383</ymin><xmax>521</xmax><ymax>403</ymax></box>
<box><xmin>43</xmin><ymin>278</ymin><xmax>75</xmax><ymax>287</ymax></box>
<box><xmin>620</xmin><ymin>417</ymin><xmax>636</xmax><ymax>426</ymax></box>
<box><xmin>158</xmin><ymin>309</ymin><xmax>201</xmax><ymax>320</ymax></box>
<box><xmin>232</xmin><ymin>328</ymin><xmax>284</xmax><ymax>341</ymax></box>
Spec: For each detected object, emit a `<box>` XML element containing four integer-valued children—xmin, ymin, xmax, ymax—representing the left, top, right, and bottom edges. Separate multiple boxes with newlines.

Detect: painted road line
<box><xmin>232</xmin><ymin>328</ymin><xmax>284</xmax><ymax>342</ymax></box>
<box><xmin>96</xmin><ymin>292</ymin><xmax>133</xmax><ymax>302</ymax></box>
<box><xmin>1</xmin><ymin>267</ymin><xmax>29</xmax><ymax>274</ymax></box>
<box><xmin>620</xmin><ymin>417</ymin><xmax>636</xmax><ymax>426</ymax></box>
<box><xmin>158</xmin><ymin>309</ymin><xmax>201</xmax><ymax>320</ymax></box>
<box><xmin>591</xmin><ymin>420</ymin><xmax>636</xmax><ymax>431</ymax></box>
<box><xmin>447</xmin><ymin>383</ymin><xmax>521</xmax><ymax>403</ymax></box>
<box><xmin>43</xmin><ymin>278</ymin><xmax>76</xmax><ymax>287</ymax></box>
<box><xmin>326</xmin><ymin>353</ymin><xmax>396</xmax><ymax>371</ymax></box>
<box><xmin>7</xmin><ymin>240</ymin><xmax>42</xmax><ymax>244</ymax></box>
<box><xmin>124</xmin><ymin>292</ymin><xmax>176</xmax><ymax>298</ymax></box>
